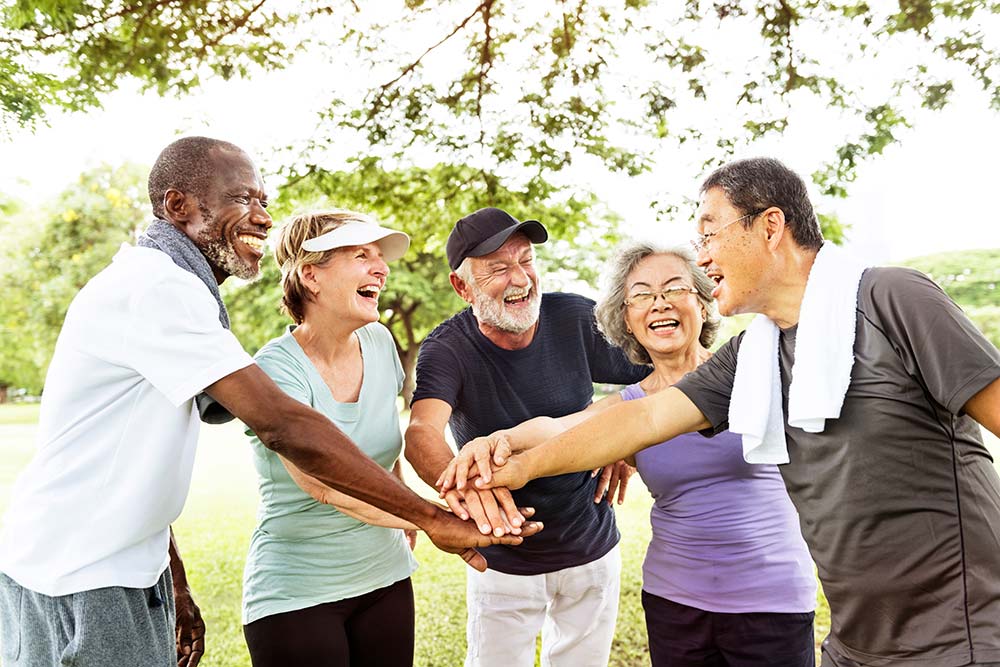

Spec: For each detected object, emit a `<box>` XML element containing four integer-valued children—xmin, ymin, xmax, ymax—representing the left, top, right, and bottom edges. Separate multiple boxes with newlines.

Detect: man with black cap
<box><xmin>405</xmin><ymin>207</ymin><xmax>646</xmax><ymax>666</ymax></box>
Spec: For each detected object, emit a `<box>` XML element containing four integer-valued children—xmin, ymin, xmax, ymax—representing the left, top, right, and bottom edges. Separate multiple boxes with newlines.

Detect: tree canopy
<box><xmin>6</xmin><ymin>1</ymin><xmax>999</xmax><ymax>202</ymax></box>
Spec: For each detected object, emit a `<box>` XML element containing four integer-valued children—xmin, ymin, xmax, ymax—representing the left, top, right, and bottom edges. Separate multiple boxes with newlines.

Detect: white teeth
<box><xmin>504</xmin><ymin>291</ymin><xmax>529</xmax><ymax>303</ymax></box>
<box><xmin>357</xmin><ymin>284</ymin><xmax>380</xmax><ymax>298</ymax></box>
<box><xmin>238</xmin><ymin>234</ymin><xmax>264</xmax><ymax>250</ymax></box>
<box><xmin>649</xmin><ymin>319</ymin><xmax>679</xmax><ymax>330</ymax></box>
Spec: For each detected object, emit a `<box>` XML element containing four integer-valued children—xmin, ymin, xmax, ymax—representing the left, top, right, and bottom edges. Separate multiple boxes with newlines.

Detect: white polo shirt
<box><xmin>0</xmin><ymin>245</ymin><xmax>253</xmax><ymax>596</ymax></box>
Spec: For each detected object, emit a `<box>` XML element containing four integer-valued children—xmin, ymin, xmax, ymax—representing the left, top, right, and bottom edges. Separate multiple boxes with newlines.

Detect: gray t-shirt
<box><xmin>676</xmin><ymin>267</ymin><xmax>1000</xmax><ymax>667</ymax></box>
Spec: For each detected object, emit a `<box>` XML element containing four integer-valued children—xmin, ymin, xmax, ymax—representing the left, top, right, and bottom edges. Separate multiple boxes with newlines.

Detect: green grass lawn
<box><xmin>17</xmin><ymin>405</ymin><xmax>1000</xmax><ymax>665</ymax></box>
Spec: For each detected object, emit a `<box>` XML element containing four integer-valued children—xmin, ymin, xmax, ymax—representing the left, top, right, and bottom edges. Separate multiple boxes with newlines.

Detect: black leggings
<box><xmin>243</xmin><ymin>577</ymin><xmax>415</xmax><ymax>667</ymax></box>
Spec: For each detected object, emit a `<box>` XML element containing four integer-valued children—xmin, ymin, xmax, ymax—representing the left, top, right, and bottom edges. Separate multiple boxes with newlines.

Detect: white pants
<box><xmin>464</xmin><ymin>545</ymin><xmax>621</xmax><ymax>667</ymax></box>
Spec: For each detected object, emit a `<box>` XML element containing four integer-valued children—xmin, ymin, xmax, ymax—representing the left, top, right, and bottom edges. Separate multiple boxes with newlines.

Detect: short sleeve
<box><xmin>123</xmin><ymin>273</ymin><xmax>252</xmax><ymax>406</ymax></box>
<box><xmin>254</xmin><ymin>346</ymin><xmax>313</xmax><ymax>407</ymax></box>
<box><xmin>864</xmin><ymin>268</ymin><xmax>1000</xmax><ymax>414</ymax></box>
<box><xmin>411</xmin><ymin>335</ymin><xmax>463</xmax><ymax>408</ymax></box>
<box><xmin>675</xmin><ymin>333</ymin><xmax>742</xmax><ymax>434</ymax></box>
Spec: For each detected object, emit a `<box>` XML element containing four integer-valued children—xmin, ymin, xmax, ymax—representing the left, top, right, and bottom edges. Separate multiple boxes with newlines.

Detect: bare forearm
<box><xmin>501</xmin><ymin>415</ymin><xmax>582</xmax><ymax>452</ymax></box>
<box><xmin>521</xmin><ymin>388</ymin><xmax>707</xmax><ymax>478</ymax></box>
<box><xmin>256</xmin><ymin>408</ymin><xmax>439</xmax><ymax>529</ymax></box>
<box><xmin>404</xmin><ymin>422</ymin><xmax>457</xmax><ymax>485</ymax></box>
<box><xmin>280</xmin><ymin>456</ymin><xmax>418</xmax><ymax>530</ymax></box>
<box><xmin>168</xmin><ymin>526</ymin><xmax>189</xmax><ymax>590</ymax></box>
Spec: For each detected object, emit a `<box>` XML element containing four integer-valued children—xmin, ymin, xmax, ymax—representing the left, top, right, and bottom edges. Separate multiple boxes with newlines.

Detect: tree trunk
<box><xmin>400</xmin><ymin>346</ymin><xmax>418</xmax><ymax>406</ymax></box>
<box><xmin>0</xmin><ymin>384</ymin><xmax>8</xmax><ymax>404</ymax></box>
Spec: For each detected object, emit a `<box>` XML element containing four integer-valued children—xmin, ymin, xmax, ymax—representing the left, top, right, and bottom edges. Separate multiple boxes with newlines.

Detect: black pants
<box><xmin>244</xmin><ymin>577</ymin><xmax>414</xmax><ymax>667</ymax></box>
<box><xmin>642</xmin><ymin>589</ymin><xmax>815</xmax><ymax>667</ymax></box>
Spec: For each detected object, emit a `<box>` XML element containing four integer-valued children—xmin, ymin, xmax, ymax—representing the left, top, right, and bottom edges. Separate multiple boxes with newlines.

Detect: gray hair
<box><xmin>595</xmin><ymin>242</ymin><xmax>720</xmax><ymax>365</ymax></box>
<box><xmin>700</xmin><ymin>157</ymin><xmax>823</xmax><ymax>250</ymax></box>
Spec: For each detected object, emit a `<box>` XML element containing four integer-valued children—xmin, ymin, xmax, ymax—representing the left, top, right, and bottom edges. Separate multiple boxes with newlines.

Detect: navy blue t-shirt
<box><xmin>412</xmin><ymin>292</ymin><xmax>648</xmax><ymax>574</ymax></box>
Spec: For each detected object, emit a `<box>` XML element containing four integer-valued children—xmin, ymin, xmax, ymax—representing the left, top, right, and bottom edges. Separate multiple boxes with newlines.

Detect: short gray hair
<box><xmin>595</xmin><ymin>242</ymin><xmax>720</xmax><ymax>365</ymax></box>
<box><xmin>701</xmin><ymin>157</ymin><xmax>823</xmax><ymax>250</ymax></box>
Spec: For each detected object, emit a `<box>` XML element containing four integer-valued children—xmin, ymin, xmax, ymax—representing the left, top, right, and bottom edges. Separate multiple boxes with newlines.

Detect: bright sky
<box><xmin>2</xmin><ymin>48</ymin><xmax>998</xmax><ymax>265</ymax></box>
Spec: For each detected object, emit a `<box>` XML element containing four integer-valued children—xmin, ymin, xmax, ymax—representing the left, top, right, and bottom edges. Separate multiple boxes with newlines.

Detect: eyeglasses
<box><xmin>624</xmin><ymin>286</ymin><xmax>698</xmax><ymax>309</ymax></box>
<box><xmin>691</xmin><ymin>209</ymin><xmax>765</xmax><ymax>252</ymax></box>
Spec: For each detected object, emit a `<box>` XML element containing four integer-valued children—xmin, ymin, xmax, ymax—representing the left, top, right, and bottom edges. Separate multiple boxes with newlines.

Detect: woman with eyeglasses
<box><xmin>440</xmin><ymin>243</ymin><xmax>817</xmax><ymax>667</ymax></box>
<box><xmin>240</xmin><ymin>210</ymin><xmax>418</xmax><ymax>667</ymax></box>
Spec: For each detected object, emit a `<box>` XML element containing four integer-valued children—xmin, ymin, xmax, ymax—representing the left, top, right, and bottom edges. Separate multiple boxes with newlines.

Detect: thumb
<box><xmin>460</xmin><ymin>548</ymin><xmax>488</xmax><ymax>572</ymax></box>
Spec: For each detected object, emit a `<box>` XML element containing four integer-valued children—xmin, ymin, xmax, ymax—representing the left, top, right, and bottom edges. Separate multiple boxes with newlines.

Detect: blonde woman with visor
<box><xmin>241</xmin><ymin>210</ymin><xmax>419</xmax><ymax>667</ymax></box>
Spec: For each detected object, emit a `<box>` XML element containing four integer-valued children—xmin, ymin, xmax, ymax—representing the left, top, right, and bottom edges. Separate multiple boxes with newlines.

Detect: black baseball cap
<box><xmin>446</xmin><ymin>207</ymin><xmax>548</xmax><ymax>271</ymax></box>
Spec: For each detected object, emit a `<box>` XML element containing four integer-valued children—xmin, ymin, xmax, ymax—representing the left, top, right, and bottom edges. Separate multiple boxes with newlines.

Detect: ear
<box><xmin>761</xmin><ymin>207</ymin><xmax>786</xmax><ymax>251</ymax></box>
<box><xmin>299</xmin><ymin>264</ymin><xmax>321</xmax><ymax>296</ymax></box>
<box><xmin>449</xmin><ymin>272</ymin><xmax>474</xmax><ymax>305</ymax></box>
<box><xmin>163</xmin><ymin>188</ymin><xmax>193</xmax><ymax>224</ymax></box>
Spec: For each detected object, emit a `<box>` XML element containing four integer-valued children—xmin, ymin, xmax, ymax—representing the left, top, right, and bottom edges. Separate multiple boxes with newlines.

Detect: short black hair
<box><xmin>700</xmin><ymin>157</ymin><xmax>823</xmax><ymax>250</ymax></box>
<box><xmin>147</xmin><ymin>136</ymin><xmax>243</xmax><ymax>219</ymax></box>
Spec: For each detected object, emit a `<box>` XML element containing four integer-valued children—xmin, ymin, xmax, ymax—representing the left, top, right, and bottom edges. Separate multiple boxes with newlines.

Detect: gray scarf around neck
<box><xmin>137</xmin><ymin>219</ymin><xmax>235</xmax><ymax>424</ymax></box>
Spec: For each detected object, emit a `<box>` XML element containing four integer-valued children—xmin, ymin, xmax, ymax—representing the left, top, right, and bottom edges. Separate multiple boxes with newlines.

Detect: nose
<box><xmin>509</xmin><ymin>263</ymin><xmax>529</xmax><ymax>286</ymax></box>
<box><xmin>695</xmin><ymin>244</ymin><xmax>711</xmax><ymax>268</ymax></box>
<box><xmin>651</xmin><ymin>293</ymin><xmax>672</xmax><ymax>310</ymax></box>
<box><xmin>251</xmin><ymin>200</ymin><xmax>272</xmax><ymax>229</ymax></box>
<box><xmin>372</xmin><ymin>256</ymin><xmax>389</xmax><ymax>279</ymax></box>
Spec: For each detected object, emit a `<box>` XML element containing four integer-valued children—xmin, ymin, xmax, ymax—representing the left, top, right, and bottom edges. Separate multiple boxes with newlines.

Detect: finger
<box><xmin>616</xmin><ymin>468</ymin><xmax>632</xmax><ymax>505</ymax></box>
<box><xmin>505</xmin><ymin>521</ymin><xmax>542</xmax><ymax>539</ymax></box>
<box><xmin>475</xmin><ymin>488</ymin><xmax>507</xmax><ymax>536</ymax></box>
<box><xmin>436</xmin><ymin>459</ymin><xmax>457</xmax><ymax>492</ymax></box>
<box><xmin>471</xmin><ymin>442</ymin><xmax>493</xmax><ymax>487</ymax></box>
<box><xmin>492</xmin><ymin>436</ymin><xmax>513</xmax><ymax>466</ymax></box>
<box><xmin>462</xmin><ymin>490</ymin><xmax>494</xmax><ymax>535</ymax></box>
<box><xmin>517</xmin><ymin>506</ymin><xmax>535</xmax><ymax>518</ymax></box>
<box><xmin>606</xmin><ymin>466</ymin><xmax>622</xmax><ymax>507</ymax></box>
<box><xmin>460</xmin><ymin>548</ymin><xmax>488</xmax><ymax>572</ymax></box>
<box><xmin>594</xmin><ymin>464</ymin><xmax>613</xmax><ymax>503</ymax></box>
<box><xmin>443</xmin><ymin>490</ymin><xmax>470</xmax><ymax>521</ymax></box>
<box><xmin>493</xmin><ymin>487</ymin><xmax>524</xmax><ymax>528</ymax></box>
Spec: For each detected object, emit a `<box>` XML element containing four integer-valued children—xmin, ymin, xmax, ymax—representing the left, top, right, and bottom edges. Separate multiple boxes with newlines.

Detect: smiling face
<box><xmin>624</xmin><ymin>253</ymin><xmax>706</xmax><ymax>360</ymax></box>
<box><xmin>694</xmin><ymin>186</ymin><xmax>770</xmax><ymax>316</ymax></box>
<box><xmin>184</xmin><ymin>149</ymin><xmax>272</xmax><ymax>282</ymax></box>
<box><xmin>304</xmin><ymin>242</ymin><xmax>389</xmax><ymax>328</ymax></box>
<box><xmin>458</xmin><ymin>234</ymin><xmax>542</xmax><ymax>334</ymax></box>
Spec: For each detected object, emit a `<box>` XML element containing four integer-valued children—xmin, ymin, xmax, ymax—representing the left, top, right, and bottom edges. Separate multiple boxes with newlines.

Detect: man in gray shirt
<box><xmin>474</xmin><ymin>158</ymin><xmax>1000</xmax><ymax>667</ymax></box>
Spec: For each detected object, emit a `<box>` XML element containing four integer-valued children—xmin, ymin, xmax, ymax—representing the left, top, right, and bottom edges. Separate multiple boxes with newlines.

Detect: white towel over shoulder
<box><xmin>728</xmin><ymin>243</ymin><xmax>868</xmax><ymax>464</ymax></box>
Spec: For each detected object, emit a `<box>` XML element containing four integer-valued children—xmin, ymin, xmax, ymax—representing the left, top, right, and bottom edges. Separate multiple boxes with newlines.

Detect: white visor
<box><xmin>301</xmin><ymin>221</ymin><xmax>410</xmax><ymax>262</ymax></box>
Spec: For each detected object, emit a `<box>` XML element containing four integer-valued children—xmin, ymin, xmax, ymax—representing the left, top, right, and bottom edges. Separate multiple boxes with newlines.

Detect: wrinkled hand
<box><xmin>173</xmin><ymin>585</ymin><xmax>205</xmax><ymax>667</ymax></box>
<box><xmin>592</xmin><ymin>460</ymin><xmax>635</xmax><ymax>505</ymax></box>
<box><xmin>473</xmin><ymin>451</ymin><xmax>531</xmax><ymax>493</ymax></box>
<box><xmin>437</xmin><ymin>433</ymin><xmax>514</xmax><ymax>493</ymax></box>
<box><xmin>424</xmin><ymin>509</ymin><xmax>543</xmax><ymax>571</ymax></box>
<box><xmin>439</xmin><ymin>486</ymin><xmax>530</xmax><ymax>537</ymax></box>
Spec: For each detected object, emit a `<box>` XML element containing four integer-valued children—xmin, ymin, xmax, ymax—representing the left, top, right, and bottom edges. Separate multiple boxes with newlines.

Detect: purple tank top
<box><xmin>622</xmin><ymin>383</ymin><xmax>816</xmax><ymax>613</ymax></box>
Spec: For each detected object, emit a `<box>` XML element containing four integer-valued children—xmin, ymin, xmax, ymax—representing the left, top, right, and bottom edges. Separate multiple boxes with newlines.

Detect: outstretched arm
<box><xmin>405</xmin><ymin>398</ymin><xmax>528</xmax><ymax>536</ymax></box>
<box><xmin>205</xmin><ymin>365</ymin><xmax>541</xmax><ymax>571</ymax></box>
<box><xmin>279</xmin><ymin>455</ymin><xmax>419</xmax><ymax>530</ymax></box>
<box><xmin>486</xmin><ymin>387</ymin><xmax>710</xmax><ymax>491</ymax></box>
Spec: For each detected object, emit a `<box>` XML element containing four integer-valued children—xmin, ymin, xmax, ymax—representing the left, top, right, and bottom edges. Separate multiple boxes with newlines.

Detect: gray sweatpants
<box><xmin>0</xmin><ymin>569</ymin><xmax>175</xmax><ymax>667</ymax></box>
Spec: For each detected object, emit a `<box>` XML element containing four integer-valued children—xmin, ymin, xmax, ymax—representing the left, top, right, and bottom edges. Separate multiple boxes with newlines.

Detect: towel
<box><xmin>728</xmin><ymin>242</ymin><xmax>868</xmax><ymax>464</ymax></box>
<box><xmin>137</xmin><ymin>219</ymin><xmax>236</xmax><ymax>424</ymax></box>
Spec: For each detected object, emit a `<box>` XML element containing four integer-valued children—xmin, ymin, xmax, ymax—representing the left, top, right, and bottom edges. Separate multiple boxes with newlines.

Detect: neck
<box><xmin>644</xmin><ymin>343</ymin><xmax>712</xmax><ymax>391</ymax></box>
<box><xmin>293</xmin><ymin>312</ymin><xmax>361</xmax><ymax>364</ymax></box>
<box><xmin>757</xmin><ymin>246</ymin><xmax>819</xmax><ymax>329</ymax></box>
<box><xmin>478</xmin><ymin>320</ymin><xmax>538</xmax><ymax>350</ymax></box>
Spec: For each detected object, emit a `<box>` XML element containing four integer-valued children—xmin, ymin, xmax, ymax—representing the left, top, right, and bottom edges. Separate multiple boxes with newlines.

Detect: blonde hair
<box><xmin>273</xmin><ymin>209</ymin><xmax>374</xmax><ymax>324</ymax></box>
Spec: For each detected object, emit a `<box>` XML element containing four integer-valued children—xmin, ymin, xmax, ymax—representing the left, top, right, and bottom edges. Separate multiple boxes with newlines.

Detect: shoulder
<box><xmin>859</xmin><ymin>266</ymin><xmax>949</xmax><ymax>311</ymax></box>
<box><xmin>253</xmin><ymin>331</ymin><xmax>302</xmax><ymax>374</ymax></box>
<box><xmin>424</xmin><ymin>308</ymin><xmax>474</xmax><ymax>345</ymax></box>
<box><xmin>542</xmin><ymin>291</ymin><xmax>595</xmax><ymax>312</ymax></box>
<box><xmin>358</xmin><ymin>321</ymin><xmax>395</xmax><ymax>347</ymax></box>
